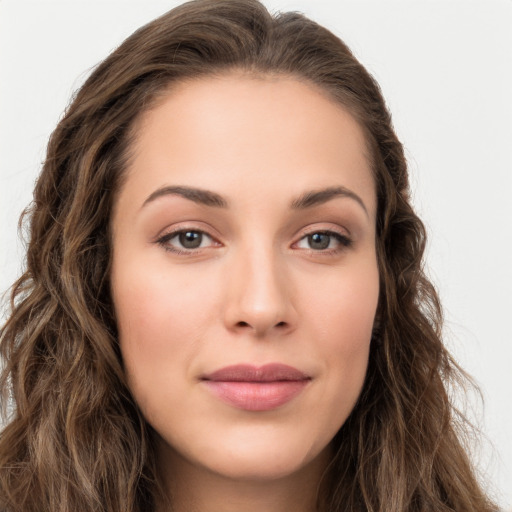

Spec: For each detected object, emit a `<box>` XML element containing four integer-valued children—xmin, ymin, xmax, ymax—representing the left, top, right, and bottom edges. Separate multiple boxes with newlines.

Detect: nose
<box><xmin>222</xmin><ymin>247</ymin><xmax>298</xmax><ymax>337</ymax></box>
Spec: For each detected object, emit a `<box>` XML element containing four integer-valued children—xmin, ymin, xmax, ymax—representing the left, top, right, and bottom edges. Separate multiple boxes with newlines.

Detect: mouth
<box><xmin>201</xmin><ymin>363</ymin><xmax>311</xmax><ymax>411</ymax></box>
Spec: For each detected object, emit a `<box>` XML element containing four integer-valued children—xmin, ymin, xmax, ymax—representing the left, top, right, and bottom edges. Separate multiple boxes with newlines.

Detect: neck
<box><xmin>155</xmin><ymin>443</ymin><xmax>331</xmax><ymax>512</ymax></box>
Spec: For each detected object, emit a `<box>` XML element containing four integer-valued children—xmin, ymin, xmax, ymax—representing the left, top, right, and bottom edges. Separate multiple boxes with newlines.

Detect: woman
<box><xmin>0</xmin><ymin>0</ymin><xmax>500</xmax><ymax>510</ymax></box>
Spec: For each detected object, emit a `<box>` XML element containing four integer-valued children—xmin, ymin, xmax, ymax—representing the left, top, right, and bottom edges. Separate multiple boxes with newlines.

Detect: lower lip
<box><xmin>203</xmin><ymin>380</ymin><xmax>309</xmax><ymax>411</ymax></box>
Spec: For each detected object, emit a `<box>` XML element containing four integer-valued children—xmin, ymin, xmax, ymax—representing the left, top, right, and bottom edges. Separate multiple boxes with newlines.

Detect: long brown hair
<box><xmin>0</xmin><ymin>1</ymin><xmax>497</xmax><ymax>510</ymax></box>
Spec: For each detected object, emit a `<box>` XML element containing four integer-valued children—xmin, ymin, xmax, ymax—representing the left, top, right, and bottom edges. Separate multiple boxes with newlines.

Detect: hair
<box><xmin>0</xmin><ymin>1</ymin><xmax>498</xmax><ymax>511</ymax></box>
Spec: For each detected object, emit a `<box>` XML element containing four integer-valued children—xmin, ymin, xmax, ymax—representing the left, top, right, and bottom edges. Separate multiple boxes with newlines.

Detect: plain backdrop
<box><xmin>1</xmin><ymin>0</ymin><xmax>511</xmax><ymax>508</ymax></box>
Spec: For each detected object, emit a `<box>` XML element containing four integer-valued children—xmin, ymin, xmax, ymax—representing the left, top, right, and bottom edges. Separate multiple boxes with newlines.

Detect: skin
<box><xmin>110</xmin><ymin>73</ymin><xmax>379</xmax><ymax>512</ymax></box>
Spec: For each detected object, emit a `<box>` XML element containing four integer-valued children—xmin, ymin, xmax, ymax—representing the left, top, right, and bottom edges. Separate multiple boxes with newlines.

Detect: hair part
<box><xmin>0</xmin><ymin>1</ymin><xmax>497</xmax><ymax>510</ymax></box>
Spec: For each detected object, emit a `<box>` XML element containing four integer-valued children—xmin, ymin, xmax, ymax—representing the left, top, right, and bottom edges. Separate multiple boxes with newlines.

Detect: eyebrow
<box><xmin>142</xmin><ymin>185</ymin><xmax>228</xmax><ymax>208</ymax></box>
<box><xmin>142</xmin><ymin>184</ymin><xmax>368</xmax><ymax>216</ymax></box>
<box><xmin>290</xmin><ymin>186</ymin><xmax>369</xmax><ymax>217</ymax></box>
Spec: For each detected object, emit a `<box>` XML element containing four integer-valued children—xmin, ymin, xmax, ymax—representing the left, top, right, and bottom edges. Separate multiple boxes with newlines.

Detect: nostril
<box><xmin>234</xmin><ymin>320</ymin><xmax>287</xmax><ymax>330</ymax></box>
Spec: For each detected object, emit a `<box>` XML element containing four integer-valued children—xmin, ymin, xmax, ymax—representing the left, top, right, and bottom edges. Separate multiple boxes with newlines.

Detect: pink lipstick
<box><xmin>201</xmin><ymin>364</ymin><xmax>310</xmax><ymax>411</ymax></box>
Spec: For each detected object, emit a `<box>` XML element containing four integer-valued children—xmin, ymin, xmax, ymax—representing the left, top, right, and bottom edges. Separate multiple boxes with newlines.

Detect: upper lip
<box><xmin>202</xmin><ymin>363</ymin><xmax>310</xmax><ymax>382</ymax></box>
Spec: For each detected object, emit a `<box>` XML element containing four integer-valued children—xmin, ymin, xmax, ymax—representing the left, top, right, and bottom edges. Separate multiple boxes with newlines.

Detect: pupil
<box><xmin>179</xmin><ymin>231</ymin><xmax>202</xmax><ymax>249</ymax></box>
<box><xmin>309</xmin><ymin>233</ymin><xmax>330</xmax><ymax>250</ymax></box>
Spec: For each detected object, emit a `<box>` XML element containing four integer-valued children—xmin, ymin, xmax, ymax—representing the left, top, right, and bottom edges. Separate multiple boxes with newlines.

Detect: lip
<box><xmin>201</xmin><ymin>364</ymin><xmax>311</xmax><ymax>411</ymax></box>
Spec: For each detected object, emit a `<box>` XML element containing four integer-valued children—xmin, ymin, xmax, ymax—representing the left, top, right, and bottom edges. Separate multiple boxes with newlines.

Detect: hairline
<box><xmin>111</xmin><ymin>67</ymin><xmax>379</xmax><ymax>221</ymax></box>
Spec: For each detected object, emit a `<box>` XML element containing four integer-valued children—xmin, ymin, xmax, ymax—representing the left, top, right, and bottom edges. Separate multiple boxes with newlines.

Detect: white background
<box><xmin>1</xmin><ymin>0</ymin><xmax>511</xmax><ymax>508</ymax></box>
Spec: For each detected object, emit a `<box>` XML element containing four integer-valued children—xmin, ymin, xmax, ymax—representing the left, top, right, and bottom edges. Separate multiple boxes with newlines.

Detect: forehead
<box><xmin>135</xmin><ymin>72</ymin><xmax>370</xmax><ymax>155</ymax></box>
<box><xmin>118</xmin><ymin>72</ymin><xmax>376</xmax><ymax>217</ymax></box>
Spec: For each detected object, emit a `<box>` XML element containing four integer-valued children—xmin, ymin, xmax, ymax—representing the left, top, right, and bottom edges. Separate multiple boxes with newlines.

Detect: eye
<box><xmin>295</xmin><ymin>231</ymin><xmax>351</xmax><ymax>251</ymax></box>
<box><xmin>157</xmin><ymin>229</ymin><xmax>218</xmax><ymax>253</ymax></box>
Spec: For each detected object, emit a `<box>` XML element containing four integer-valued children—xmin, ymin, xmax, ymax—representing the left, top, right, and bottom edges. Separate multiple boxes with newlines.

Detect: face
<box><xmin>111</xmin><ymin>74</ymin><xmax>379</xmax><ymax>483</ymax></box>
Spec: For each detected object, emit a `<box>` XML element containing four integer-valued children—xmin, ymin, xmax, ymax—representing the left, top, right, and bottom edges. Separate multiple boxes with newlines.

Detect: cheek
<box><xmin>306</xmin><ymin>255</ymin><xmax>379</xmax><ymax>347</ymax></box>
<box><xmin>303</xmin><ymin>259</ymin><xmax>378</xmax><ymax>420</ymax></box>
<box><xmin>111</xmin><ymin>258</ymin><xmax>219</xmax><ymax>407</ymax></box>
<box><xmin>114</xmin><ymin>253</ymin><xmax>217</xmax><ymax>339</ymax></box>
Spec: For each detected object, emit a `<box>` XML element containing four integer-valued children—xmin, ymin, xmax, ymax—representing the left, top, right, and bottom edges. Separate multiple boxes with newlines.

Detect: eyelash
<box><xmin>156</xmin><ymin>228</ymin><xmax>219</xmax><ymax>255</ymax></box>
<box><xmin>294</xmin><ymin>231</ymin><xmax>352</xmax><ymax>254</ymax></box>
<box><xmin>155</xmin><ymin>228</ymin><xmax>352</xmax><ymax>255</ymax></box>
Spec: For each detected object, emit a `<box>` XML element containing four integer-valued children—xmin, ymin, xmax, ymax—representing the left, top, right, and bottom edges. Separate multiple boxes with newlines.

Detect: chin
<box><xmin>160</xmin><ymin>423</ymin><xmax>334</xmax><ymax>483</ymax></box>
